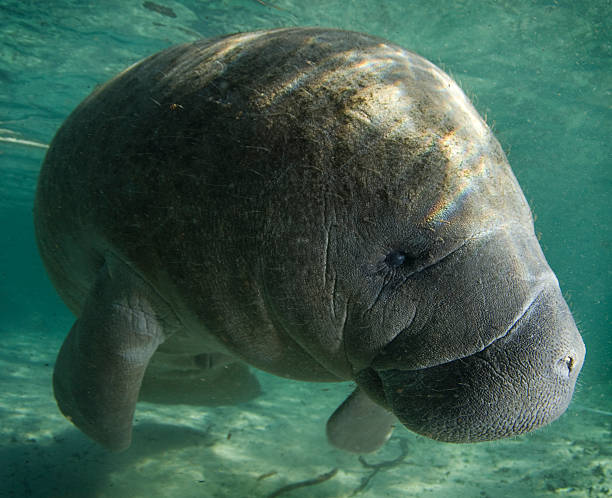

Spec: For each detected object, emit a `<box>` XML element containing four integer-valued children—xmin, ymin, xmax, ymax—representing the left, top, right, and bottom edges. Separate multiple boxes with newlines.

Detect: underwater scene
<box><xmin>0</xmin><ymin>1</ymin><xmax>610</xmax><ymax>497</ymax></box>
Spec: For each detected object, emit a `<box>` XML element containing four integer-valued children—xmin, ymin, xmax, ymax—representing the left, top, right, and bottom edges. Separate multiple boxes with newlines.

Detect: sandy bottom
<box><xmin>1</xmin><ymin>328</ymin><xmax>610</xmax><ymax>498</ymax></box>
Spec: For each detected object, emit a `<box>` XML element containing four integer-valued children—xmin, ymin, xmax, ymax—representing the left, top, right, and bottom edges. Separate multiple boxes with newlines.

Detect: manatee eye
<box><xmin>385</xmin><ymin>250</ymin><xmax>406</xmax><ymax>268</ymax></box>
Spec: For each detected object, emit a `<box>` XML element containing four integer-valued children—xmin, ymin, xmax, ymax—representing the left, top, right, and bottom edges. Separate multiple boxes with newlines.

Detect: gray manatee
<box><xmin>34</xmin><ymin>27</ymin><xmax>585</xmax><ymax>453</ymax></box>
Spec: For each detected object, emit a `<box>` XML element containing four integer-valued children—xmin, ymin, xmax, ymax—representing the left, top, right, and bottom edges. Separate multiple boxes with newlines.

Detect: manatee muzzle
<box><xmin>357</xmin><ymin>284</ymin><xmax>585</xmax><ymax>442</ymax></box>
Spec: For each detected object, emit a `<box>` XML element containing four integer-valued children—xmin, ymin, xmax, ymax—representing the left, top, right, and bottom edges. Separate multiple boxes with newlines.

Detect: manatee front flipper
<box><xmin>326</xmin><ymin>388</ymin><xmax>396</xmax><ymax>453</ymax></box>
<box><xmin>139</xmin><ymin>352</ymin><xmax>262</xmax><ymax>405</ymax></box>
<box><xmin>52</xmin><ymin>255</ymin><xmax>173</xmax><ymax>451</ymax></box>
<box><xmin>327</xmin><ymin>388</ymin><xmax>397</xmax><ymax>453</ymax></box>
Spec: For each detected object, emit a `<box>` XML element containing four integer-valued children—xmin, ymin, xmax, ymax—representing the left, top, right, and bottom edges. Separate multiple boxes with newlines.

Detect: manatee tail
<box><xmin>326</xmin><ymin>387</ymin><xmax>396</xmax><ymax>453</ymax></box>
<box><xmin>52</xmin><ymin>255</ymin><xmax>170</xmax><ymax>451</ymax></box>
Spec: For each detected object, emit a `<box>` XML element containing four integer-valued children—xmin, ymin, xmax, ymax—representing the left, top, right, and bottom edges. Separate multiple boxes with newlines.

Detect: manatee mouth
<box><xmin>357</xmin><ymin>286</ymin><xmax>585</xmax><ymax>443</ymax></box>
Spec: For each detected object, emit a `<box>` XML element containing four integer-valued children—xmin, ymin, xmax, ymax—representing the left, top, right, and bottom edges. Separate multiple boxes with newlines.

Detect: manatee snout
<box><xmin>364</xmin><ymin>284</ymin><xmax>585</xmax><ymax>442</ymax></box>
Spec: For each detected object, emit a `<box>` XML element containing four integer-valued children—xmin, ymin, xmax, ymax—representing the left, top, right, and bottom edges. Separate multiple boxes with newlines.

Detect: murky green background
<box><xmin>1</xmin><ymin>1</ymin><xmax>610</xmax><ymax>497</ymax></box>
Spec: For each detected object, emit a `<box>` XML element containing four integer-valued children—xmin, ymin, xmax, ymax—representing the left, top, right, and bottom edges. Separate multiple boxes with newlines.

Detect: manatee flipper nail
<box><xmin>52</xmin><ymin>256</ymin><xmax>168</xmax><ymax>451</ymax></box>
<box><xmin>326</xmin><ymin>388</ymin><xmax>396</xmax><ymax>453</ymax></box>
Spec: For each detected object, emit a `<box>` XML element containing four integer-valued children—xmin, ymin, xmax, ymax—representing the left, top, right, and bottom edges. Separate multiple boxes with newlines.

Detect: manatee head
<box><xmin>352</xmin><ymin>232</ymin><xmax>586</xmax><ymax>442</ymax></box>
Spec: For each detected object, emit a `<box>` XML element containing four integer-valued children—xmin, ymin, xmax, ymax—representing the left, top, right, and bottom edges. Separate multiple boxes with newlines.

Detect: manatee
<box><xmin>34</xmin><ymin>27</ymin><xmax>585</xmax><ymax>453</ymax></box>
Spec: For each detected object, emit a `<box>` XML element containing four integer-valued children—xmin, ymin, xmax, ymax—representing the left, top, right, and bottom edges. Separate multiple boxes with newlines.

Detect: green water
<box><xmin>0</xmin><ymin>1</ymin><xmax>610</xmax><ymax>497</ymax></box>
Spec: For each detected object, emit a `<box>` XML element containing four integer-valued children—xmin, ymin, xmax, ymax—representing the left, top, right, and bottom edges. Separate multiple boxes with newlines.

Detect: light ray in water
<box><xmin>424</xmin><ymin>130</ymin><xmax>489</xmax><ymax>226</ymax></box>
<box><xmin>0</xmin><ymin>136</ymin><xmax>49</xmax><ymax>149</ymax></box>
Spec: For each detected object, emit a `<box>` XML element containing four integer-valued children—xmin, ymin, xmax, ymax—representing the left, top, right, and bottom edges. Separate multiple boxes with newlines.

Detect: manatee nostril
<box><xmin>556</xmin><ymin>355</ymin><xmax>575</xmax><ymax>378</ymax></box>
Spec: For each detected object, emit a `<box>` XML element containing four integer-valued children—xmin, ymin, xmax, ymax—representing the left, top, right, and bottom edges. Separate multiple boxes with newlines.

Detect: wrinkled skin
<box><xmin>34</xmin><ymin>28</ymin><xmax>585</xmax><ymax>452</ymax></box>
